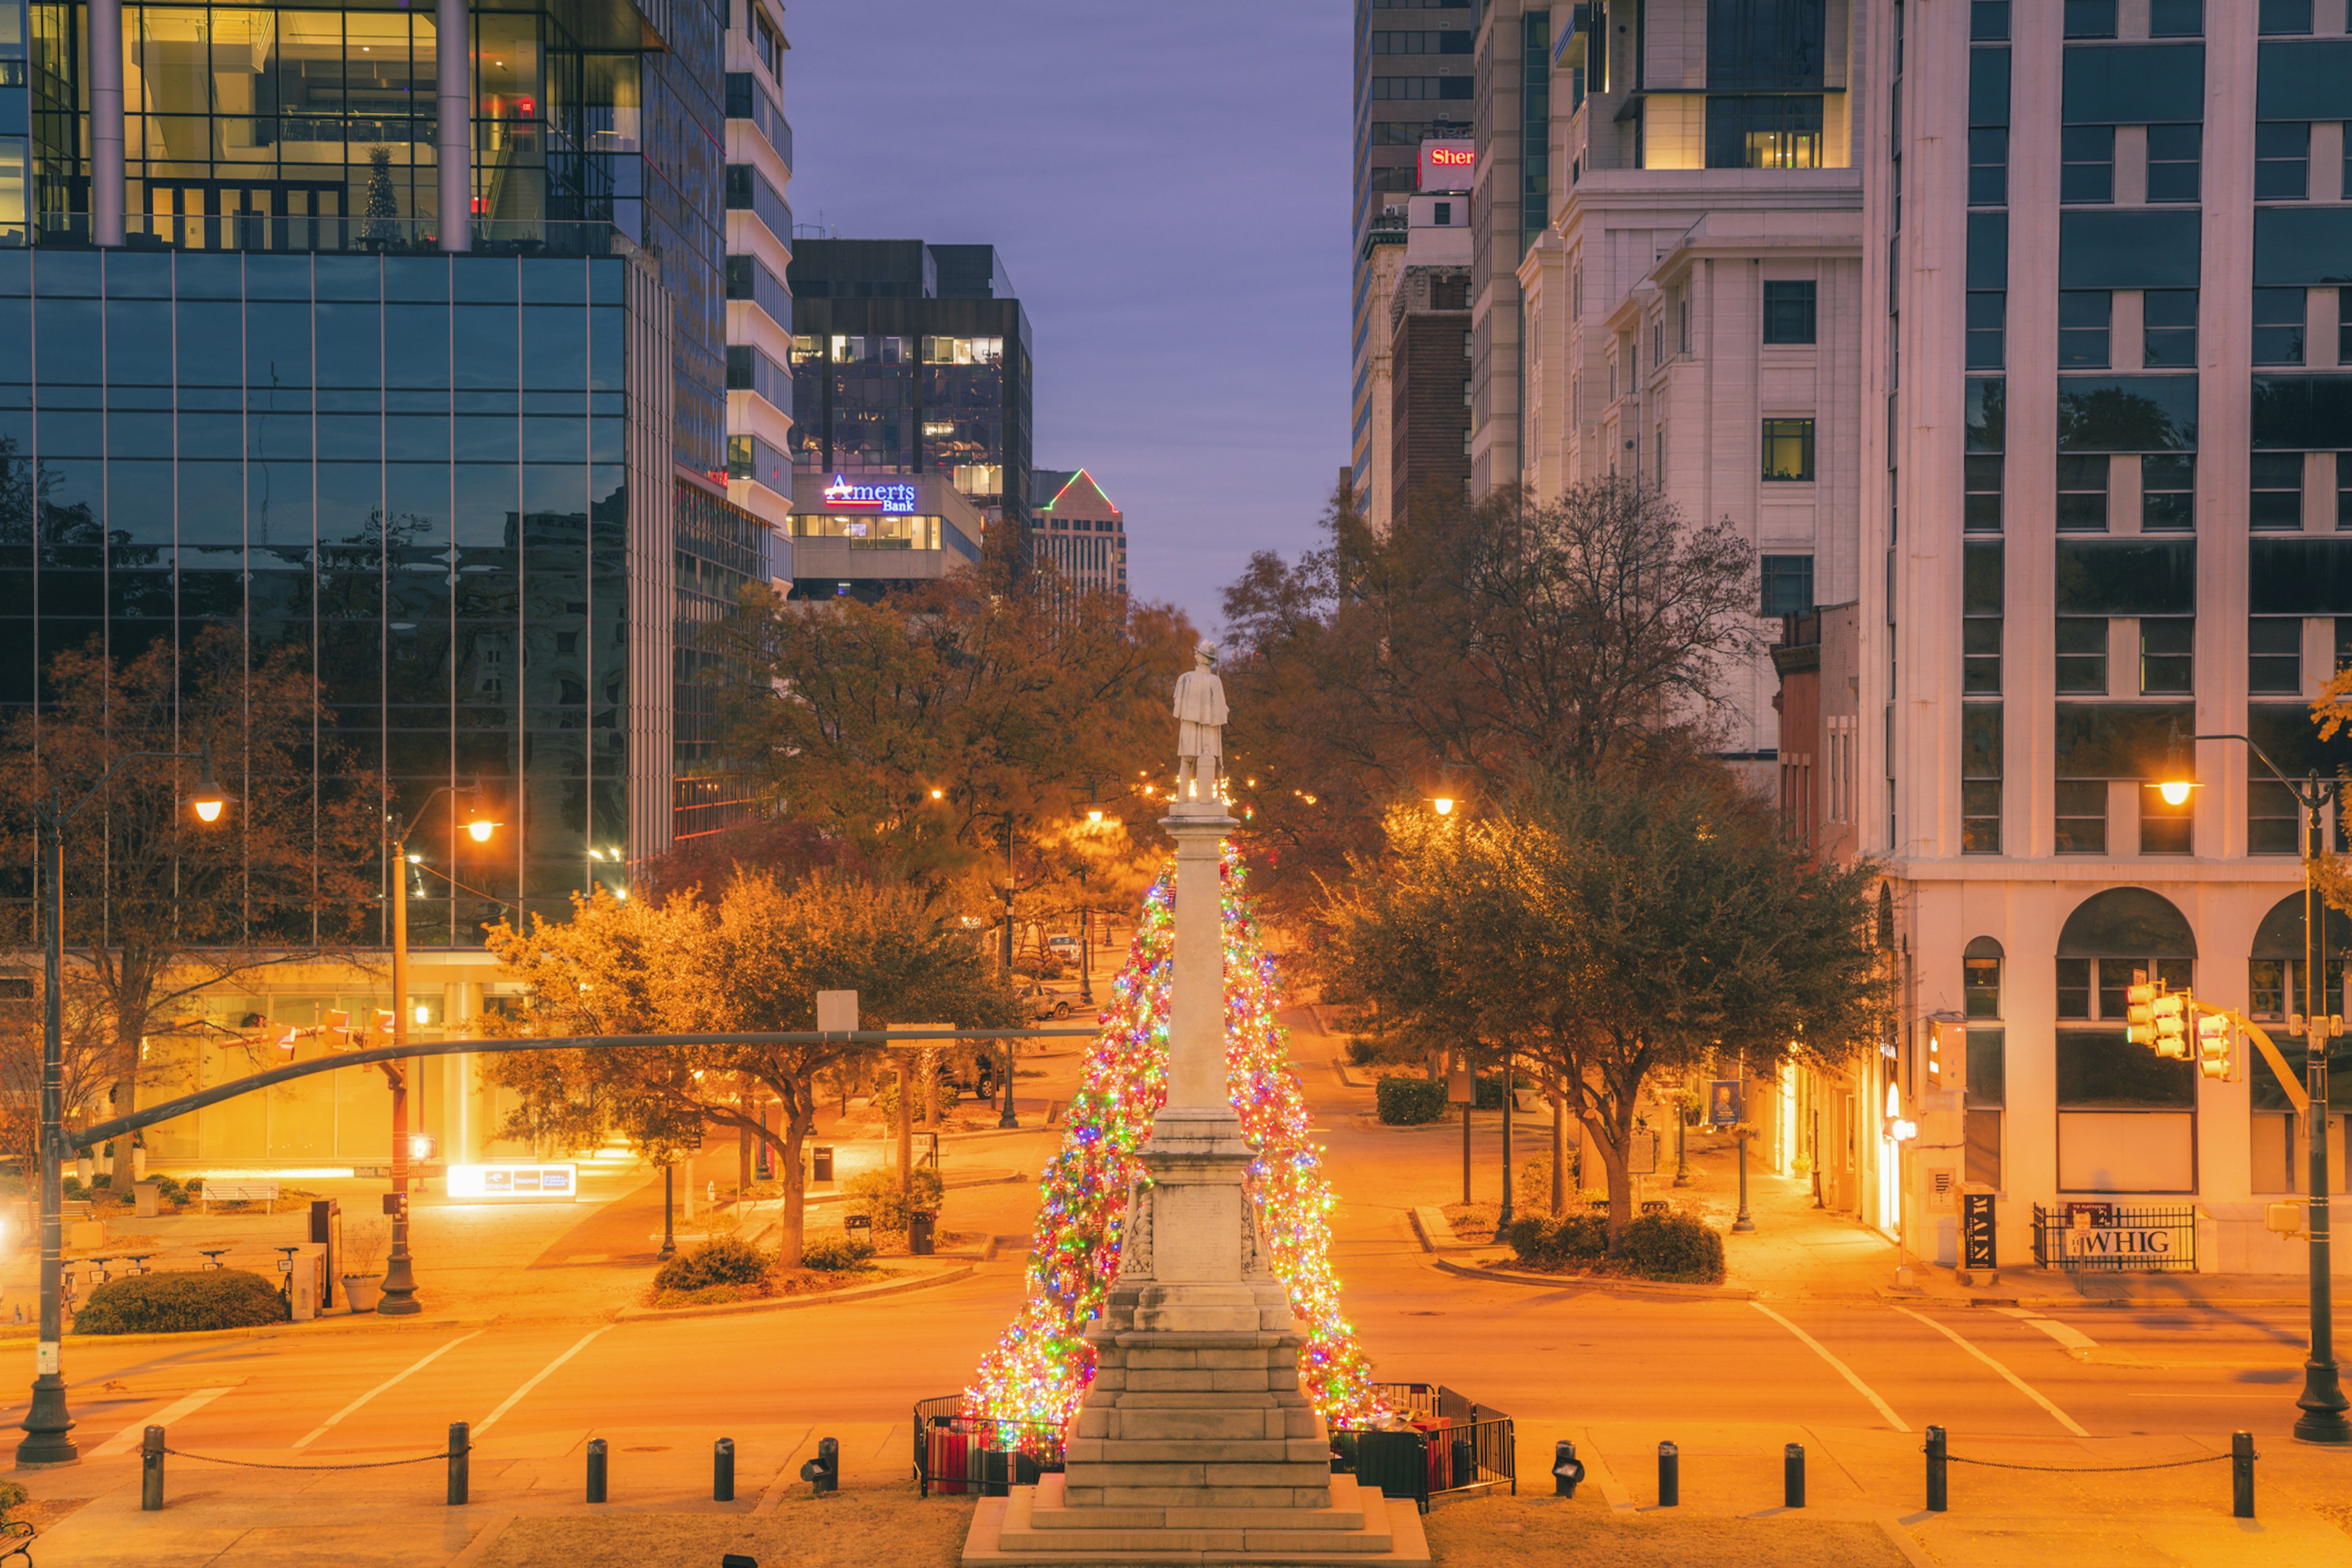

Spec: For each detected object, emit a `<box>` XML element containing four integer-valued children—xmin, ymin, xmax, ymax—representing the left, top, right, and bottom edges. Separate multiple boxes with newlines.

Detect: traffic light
<box><xmin>2125</xmin><ymin>976</ymin><xmax>2159</xmax><ymax>1046</ymax></box>
<box><xmin>2196</xmin><ymin>1012</ymin><xmax>2232</xmax><ymax>1079</ymax></box>
<box><xmin>2151</xmin><ymin>992</ymin><xmax>2189</xmax><ymax>1058</ymax></box>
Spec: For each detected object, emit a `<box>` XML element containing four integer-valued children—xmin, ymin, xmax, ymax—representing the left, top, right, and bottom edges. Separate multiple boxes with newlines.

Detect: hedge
<box><xmin>652</xmin><ymin>1235</ymin><xmax>771</xmax><ymax>1294</ymax></box>
<box><xmin>74</xmin><ymin>1270</ymin><xmax>287</xmax><ymax>1335</ymax></box>
<box><xmin>1375</xmin><ymin>1076</ymin><xmax>1448</xmax><ymax>1125</ymax></box>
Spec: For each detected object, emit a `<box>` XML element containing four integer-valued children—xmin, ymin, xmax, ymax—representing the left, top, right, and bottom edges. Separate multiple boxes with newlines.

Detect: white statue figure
<box><xmin>1172</xmin><ymin>643</ymin><xmax>1229</xmax><ymax>804</ymax></box>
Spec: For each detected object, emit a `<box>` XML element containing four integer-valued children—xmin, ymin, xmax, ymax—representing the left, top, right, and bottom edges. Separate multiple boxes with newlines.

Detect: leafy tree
<box><xmin>481</xmin><ymin>871</ymin><xmax>1021</xmax><ymax>1264</ymax></box>
<box><xmin>1326</xmin><ymin>767</ymin><xmax>1891</xmax><ymax>1244</ymax></box>
<box><xmin>0</xmin><ymin>624</ymin><xmax>379</xmax><ymax>1088</ymax></box>
<box><xmin>1220</xmin><ymin>477</ymin><xmax>1758</xmax><ymax>929</ymax></box>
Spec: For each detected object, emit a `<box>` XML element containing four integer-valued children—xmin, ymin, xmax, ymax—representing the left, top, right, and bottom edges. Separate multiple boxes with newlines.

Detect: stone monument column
<box><xmin>964</xmin><ymin>646</ymin><xmax>1424</xmax><ymax>1565</ymax></box>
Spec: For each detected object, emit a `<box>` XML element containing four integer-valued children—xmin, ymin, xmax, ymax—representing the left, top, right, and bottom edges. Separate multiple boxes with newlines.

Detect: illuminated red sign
<box><xmin>1430</xmin><ymin>148</ymin><xmax>1474</xmax><ymax>167</ymax></box>
<box><xmin>1419</xmin><ymin>139</ymin><xmax>1476</xmax><ymax>193</ymax></box>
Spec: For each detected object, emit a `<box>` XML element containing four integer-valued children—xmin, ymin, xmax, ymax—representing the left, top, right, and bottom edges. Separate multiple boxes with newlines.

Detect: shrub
<box><xmin>146</xmin><ymin>1174</ymin><xmax>187</xmax><ymax>1205</ymax></box>
<box><xmin>800</xmin><ymin>1234</ymin><xmax>876</xmax><ymax>1272</ymax></box>
<box><xmin>1375</xmin><ymin>1076</ymin><xmax>1447</xmax><ymax>1125</ymax></box>
<box><xmin>1506</xmin><ymin>1212</ymin><xmax>1608</xmax><ymax>1269</ymax></box>
<box><xmin>846</xmin><ymin>1167</ymin><xmax>944</xmax><ymax>1231</ymax></box>
<box><xmin>60</xmin><ymin>1176</ymin><xmax>84</xmax><ymax>1201</ymax></box>
<box><xmin>1473</xmin><ymin>1073</ymin><xmax>1513</xmax><ymax>1110</ymax></box>
<box><xmin>0</xmin><ymin>1476</ymin><xmax>24</xmax><ymax>1523</ymax></box>
<box><xmin>651</xmin><ymin>1235</ymin><xmax>771</xmax><ymax>1294</ymax></box>
<box><xmin>74</xmin><ymin>1270</ymin><xmax>287</xmax><ymax>1335</ymax></box>
<box><xmin>1613</xmin><ymin>1210</ymin><xmax>1726</xmax><ymax>1284</ymax></box>
<box><xmin>91</xmin><ymin>1172</ymin><xmax>113</xmax><ymax>1189</ymax></box>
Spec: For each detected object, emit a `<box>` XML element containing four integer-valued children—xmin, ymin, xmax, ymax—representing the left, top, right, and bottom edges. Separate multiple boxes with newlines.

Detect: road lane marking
<box><xmin>475</xmin><ymin>1328</ymin><xmax>609</xmax><ymax>1436</ymax></box>
<box><xmin>292</xmin><ymin>1330</ymin><xmax>483</xmax><ymax>1449</ymax></box>
<box><xmin>1747</xmin><ymin>1301</ymin><xmax>1910</xmax><ymax>1431</ymax></box>
<box><xmin>1994</xmin><ymin>1306</ymin><xmax>2098</xmax><ymax>1354</ymax></box>
<box><xmin>88</xmin><ymin>1386</ymin><xmax>233</xmax><ymax>1458</ymax></box>
<box><xmin>1894</xmin><ymin>1306</ymin><xmax>2090</xmax><ymax>1436</ymax></box>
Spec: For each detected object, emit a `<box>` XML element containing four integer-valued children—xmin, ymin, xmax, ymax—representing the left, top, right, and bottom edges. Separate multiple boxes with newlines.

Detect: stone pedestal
<box><xmin>963</xmin><ymin>801</ymin><xmax>1426</xmax><ymax>1566</ymax></box>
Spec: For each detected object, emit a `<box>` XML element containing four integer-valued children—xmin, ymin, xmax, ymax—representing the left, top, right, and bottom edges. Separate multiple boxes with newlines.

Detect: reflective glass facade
<box><xmin>0</xmin><ymin>247</ymin><xmax>634</xmax><ymax>945</ymax></box>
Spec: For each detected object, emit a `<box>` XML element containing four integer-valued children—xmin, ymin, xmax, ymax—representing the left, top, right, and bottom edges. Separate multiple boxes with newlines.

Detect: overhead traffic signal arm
<box><xmin>2184</xmin><ymin>1002</ymin><xmax>2309</xmax><ymax>1113</ymax></box>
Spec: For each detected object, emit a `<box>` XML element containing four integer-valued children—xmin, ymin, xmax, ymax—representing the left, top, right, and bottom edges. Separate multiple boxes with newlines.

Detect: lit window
<box><xmin>1760</xmin><ymin>418</ymin><xmax>1815</xmax><ymax>481</ymax></box>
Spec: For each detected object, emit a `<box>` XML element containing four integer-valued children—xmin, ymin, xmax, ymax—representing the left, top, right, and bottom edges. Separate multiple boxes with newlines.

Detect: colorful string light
<box><xmin>964</xmin><ymin>846</ymin><xmax>1382</xmax><ymax>1431</ymax></box>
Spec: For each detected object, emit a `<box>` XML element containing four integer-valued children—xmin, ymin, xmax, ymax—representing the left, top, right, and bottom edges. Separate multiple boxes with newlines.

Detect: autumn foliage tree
<box><xmin>480</xmin><ymin>871</ymin><xmax>1021</xmax><ymax>1265</ymax></box>
<box><xmin>1325</xmin><ymin>768</ymin><xmax>1891</xmax><ymax>1244</ymax></box>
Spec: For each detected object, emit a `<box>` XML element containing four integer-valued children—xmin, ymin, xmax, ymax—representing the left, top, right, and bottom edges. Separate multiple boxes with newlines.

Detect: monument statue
<box><xmin>1172</xmin><ymin>642</ymin><xmax>1228</xmax><ymax>805</ymax></box>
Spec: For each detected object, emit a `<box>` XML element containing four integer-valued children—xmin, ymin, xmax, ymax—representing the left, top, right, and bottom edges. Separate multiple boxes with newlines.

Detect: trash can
<box><xmin>909</xmin><ymin>1210</ymin><xmax>937</xmax><ymax>1256</ymax></box>
<box><xmin>812</xmin><ymin>1146</ymin><xmax>834</xmax><ymax>1183</ymax></box>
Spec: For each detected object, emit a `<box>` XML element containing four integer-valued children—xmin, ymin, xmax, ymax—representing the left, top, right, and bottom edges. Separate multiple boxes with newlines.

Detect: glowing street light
<box><xmin>1431</xmin><ymin>797</ymin><xmax>1455</xmax><ymax>816</ymax></box>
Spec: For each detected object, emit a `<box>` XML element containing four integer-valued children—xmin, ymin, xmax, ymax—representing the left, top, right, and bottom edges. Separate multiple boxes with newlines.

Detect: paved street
<box><xmin>9</xmin><ymin>1005</ymin><xmax>2349</xmax><ymax>1565</ymax></box>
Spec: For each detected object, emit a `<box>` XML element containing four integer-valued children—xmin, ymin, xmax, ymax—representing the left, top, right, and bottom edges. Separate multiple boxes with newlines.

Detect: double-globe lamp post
<box><xmin>20</xmin><ymin>748</ymin><xmax>232</xmax><ymax>1466</ymax></box>
<box><xmin>379</xmin><ymin>785</ymin><xmax>499</xmax><ymax>1316</ymax></box>
<box><xmin>2159</xmin><ymin>733</ymin><xmax>2349</xmax><ymax>1445</ymax></box>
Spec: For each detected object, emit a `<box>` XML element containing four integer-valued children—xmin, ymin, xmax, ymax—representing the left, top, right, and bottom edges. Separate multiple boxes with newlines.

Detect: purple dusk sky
<box><xmin>780</xmin><ymin>2</ymin><xmax>1354</xmax><ymax>635</ymax></box>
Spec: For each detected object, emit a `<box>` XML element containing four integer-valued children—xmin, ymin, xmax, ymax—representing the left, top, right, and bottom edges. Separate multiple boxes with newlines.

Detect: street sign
<box><xmin>1708</xmin><ymin>1080</ymin><xmax>1743</xmax><ymax>1128</ymax></box>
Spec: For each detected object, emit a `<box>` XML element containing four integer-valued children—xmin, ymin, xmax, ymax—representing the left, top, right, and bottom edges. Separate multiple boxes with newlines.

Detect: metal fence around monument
<box><xmin>2029</xmin><ymin>1204</ymin><xmax>2200</xmax><ymax>1273</ymax></box>
<box><xmin>912</xmin><ymin>1397</ymin><xmax>1065</xmax><ymax>1499</ymax></box>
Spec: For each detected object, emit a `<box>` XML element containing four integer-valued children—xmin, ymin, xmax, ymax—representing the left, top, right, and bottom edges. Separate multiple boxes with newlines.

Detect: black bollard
<box><xmin>2231</xmin><ymin>1431</ymin><xmax>2255</xmax><ymax>1520</ymax></box>
<box><xmin>1924</xmin><ymin>1425</ymin><xmax>1948</xmax><ymax>1513</ymax></box>
<box><xmin>586</xmin><ymin>1436</ymin><xmax>609</xmax><ymax>1503</ymax></box>
<box><xmin>447</xmin><ymin>1421</ymin><xmax>470</xmax><ymax>1506</ymax></box>
<box><xmin>141</xmin><ymin>1425</ymin><xmax>165</xmax><ymax>1512</ymax></box>
<box><xmin>1657</xmin><ymin>1441</ymin><xmax>1678</xmax><ymax>1507</ymax></box>
<box><xmin>1551</xmin><ymin>1438</ymin><xmax>1584</xmax><ymax>1498</ymax></box>
<box><xmin>799</xmin><ymin>1434</ymin><xmax>840</xmax><ymax>1494</ymax></box>
<box><xmin>715</xmin><ymin>1437</ymin><xmax>737</xmax><ymax>1502</ymax></box>
<box><xmin>1784</xmin><ymin>1442</ymin><xmax>1805</xmax><ymax>1509</ymax></box>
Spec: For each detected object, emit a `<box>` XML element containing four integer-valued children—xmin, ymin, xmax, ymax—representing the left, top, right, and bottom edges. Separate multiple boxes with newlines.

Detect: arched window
<box><xmin>1963</xmin><ymin>935</ymin><xmax>2003</xmax><ymax>1019</ymax></box>
<box><xmin>2247</xmin><ymin>893</ymin><xmax>2352</xmax><ymax>1021</ymax></box>
<box><xmin>2056</xmin><ymin>887</ymin><xmax>2195</xmax><ymax>1021</ymax></box>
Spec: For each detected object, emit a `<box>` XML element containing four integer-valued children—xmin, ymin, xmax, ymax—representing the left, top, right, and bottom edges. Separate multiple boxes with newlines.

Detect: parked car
<box><xmin>1046</xmin><ymin>933</ymin><xmax>1080</xmax><ymax>960</ymax></box>
<box><xmin>1017</xmin><ymin>980</ymin><xmax>1076</xmax><ymax>1021</ymax></box>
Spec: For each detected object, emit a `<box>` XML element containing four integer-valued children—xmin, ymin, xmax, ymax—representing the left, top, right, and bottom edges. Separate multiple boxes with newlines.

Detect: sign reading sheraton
<box><xmin>821</xmin><ymin>475</ymin><xmax>919</xmax><ymax>514</ymax></box>
<box><xmin>1419</xmin><ymin>139</ymin><xmax>1475</xmax><ymax>192</ymax></box>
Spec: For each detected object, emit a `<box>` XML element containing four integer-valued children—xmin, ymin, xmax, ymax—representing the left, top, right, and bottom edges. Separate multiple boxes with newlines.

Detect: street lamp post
<box><xmin>2162</xmin><ymin>734</ymin><xmax>2350</xmax><ymax>1446</ymax></box>
<box><xmin>378</xmin><ymin>785</ymin><xmax>497</xmax><ymax>1317</ymax></box>
<box><xmin>19</xmin><ymin>747</ymin><xmax>228</xmax><ymax>1467</ymax></box>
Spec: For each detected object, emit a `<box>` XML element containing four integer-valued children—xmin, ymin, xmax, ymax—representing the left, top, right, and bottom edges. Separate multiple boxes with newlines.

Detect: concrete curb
<box><xmin>29</xmin><ymin>1312</ymin><xmax>496</xmax><ymax>1350</ymax></box>
<box><xmin>1431</xmin><ymin>1257</ymin><xmax>1758</xmax><ymax>1301</ymax></box>
<box><xmin>611</xmin><ymin>1263</ymin><xmax>974</xmax><ymax>1322</ymax></box>
<box><xmin>1408</xmin><ymin>1206</ymin><xmax>1491</xmax><ymax>1254</ymax></box>
<box><xmin>1330</xmin><ymin>1057</ymin><xmax>1368</xmax><ymax>1089</ymax></box>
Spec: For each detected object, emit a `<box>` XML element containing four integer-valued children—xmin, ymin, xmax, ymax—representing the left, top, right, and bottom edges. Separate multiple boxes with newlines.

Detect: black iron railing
<box><xmin>911</xmin><ymin>1397</ymin><xmax>1064</xmax><ymax>1499</ymax></box>
<box><xmin>2030</xmin><ymin>1203</ymin><xmax>2199</xmax><ymax>1273</ymax></box>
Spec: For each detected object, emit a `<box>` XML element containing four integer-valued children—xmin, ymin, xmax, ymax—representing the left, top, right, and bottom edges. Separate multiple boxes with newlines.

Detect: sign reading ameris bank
<box><xmin>822</xmin><ymin>475</ymin><xmax>919</xmax><ymax>514</ymax></box>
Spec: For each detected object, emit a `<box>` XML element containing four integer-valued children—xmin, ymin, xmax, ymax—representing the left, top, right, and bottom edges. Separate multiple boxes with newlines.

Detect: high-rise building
<box><xmin>1352</xmin><ymin>0</ymin><xmax>1474</xmax><ymax>530</ymax></box>
<box><xmin>785</xmin><ymin>239</ymin><xmax>1033</xmax><ymax>541</ymax></box>
<box><xmin>0</xmin><ymin>0</ymin><xmax>784</xmax><ymax>1166</ymax></box>
<box><xmin>1031</xmin><ymin>468</ymin><xmax>1127</xmax><ymax>595</ymax></box>
<box><xmin>1467</xmin><ymin>2</ymin><xmax>1551</xmax><ymax>499</ymax></box>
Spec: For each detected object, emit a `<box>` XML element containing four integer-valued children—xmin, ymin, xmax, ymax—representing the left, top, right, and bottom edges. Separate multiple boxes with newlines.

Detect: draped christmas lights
<box><xmin>964</xmin><ymin>846</ymin><xmax>1381</xmax><ymax>1430</ymax></box>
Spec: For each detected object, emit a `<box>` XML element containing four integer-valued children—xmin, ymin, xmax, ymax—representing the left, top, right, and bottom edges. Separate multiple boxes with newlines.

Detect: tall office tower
<box><xmin>0</xmin><ymin>0</ymin><xmax>780</xmax><ymax>1165</ymax></box>
<box><xmin>1353</xmin><ymin>0</ymin><xmax>1473</xmax><ymax>533</ymax></box>
<box><xmin>1468</xmin><ymin>1</ymin><xmax>1550</xmax><ymax>498</ymax></box>
<box><xmin>1031</xmin><ymin>467</ymin><xmax>1127</xmax><ymax>595</ymax></box>
<box><xmin>785</xmin><ymin>239</ymin><xmax>1033</xmax><ymax>543</ymax></box>
<box><xmin>1839</xmin><ymin>0</ymin><xmax>2352</xmax><ymax>1276</ymax></box>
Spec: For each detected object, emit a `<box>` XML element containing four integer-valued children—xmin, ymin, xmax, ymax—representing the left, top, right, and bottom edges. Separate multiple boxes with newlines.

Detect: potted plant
<box><xmin>340</xmin><ymin>1223</ymin><xmax>388</xmax><ymax>1313</ymax></box>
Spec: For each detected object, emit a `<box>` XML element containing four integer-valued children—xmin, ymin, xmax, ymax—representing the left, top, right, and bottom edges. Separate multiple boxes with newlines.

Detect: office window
<box><xmin>1761</xmin><ymin>553</ymin><xmax>1815</xmax><ymax>617</ymax></box>
<box><xmin>1463</xmin><ymin>331</ymin><xmax>1473</xmax><ymax>357</ymax></box>
<box><xmin>2258</xmin><ymin>0</ymin><xmax>2312</xmax><ymax>34</ymax></box>
<box><xmin>2141</xmin><ymin>617</ymin><xmax>2193</xmax><ymax>695</ymax></box>
<box><xmin>1761</xmin><ymin>419</ymin><xmax>1815</xmax><ymax>481</ymax></box>
<box><xmin>1966</xmin><ymin>292</ymin><xmax>2006</xmax><ymax>369</ymax></box>
<box><xmin>2057</xmin><ymin>454</ymin><xmax>2111</xmax><ymax>532</ymax></box>
<box><xmin>2252</xmin><ymin>453</ymin><xmax>2305</xmax><ymax>529</ymax></box>
<box><xmin>2058</xmin><ymin>291</ymin><xmax>2111</xmax><ymax>368</ymax></box>
<box><xmin>1965</xmin><ymin>455</ymin><xmax>2005</xmax><ymax>533</ymax></box>
<box><xmin>1964</xmin><ymin>540</ymin><xmax>2004</xmax><ymax>695</ymax></box>
<box><xmin>2143</xmin><ymin>289</ymin><xmax>2198</xmax><ymax>366</ymax></box>
<box><xmin>2143</xmin><ymin>772</ymin><xmax>2193</xmax><ymax>854</ymax></box>
<box><xmin>1705</xmin><ymin>94</ymin><xmax>1825</xmax><ymax>169</ymax></box>
<box><xmin>2064</xmin><ymin>0</ymin><xmax>2117</xmax><ymax>37</ymax></box>
<box><xmin>1969</xmin><ymin>127</ymin><xmax>2010</xmax><ymax>206</ymax></box>
<box><xmin>2142</xmin><ymin>454</ymin><xmax>2195</xmax><ymax>530</ymax></box>
<box><xmin>2250</xmin><ymin>780</ymin><xmax>2301</xmax><ymax>854</ymax></box>
<box><xmin>1763</xmin><ymin>281</ymin><xmax>1817</xmax><ymax>344</ymax></box>
<box><xmin>2145</xmin><ymin>124</ymin><xmax>2202</xmax><ymax>203</ymax></box>
<box><xmin>2256</xmin><ymin>123</ymin><xmax>2310</xmax><ymax>201</ymax></box>
<box><xmin>1966</xmin><ymin>1027</ymin><xmax>2006</xmax><ymax>1187</ymax></box>
<box><xmin>1967</xmin><ymin>212</ymin><xmax>2008</xmax><ymax>289</ymax></box>
<box><xmin>2057</xmin><ymin>616</ymin><xmax>2109</xmax><ymax>693</ymax></box>
<box><xmin>1971</xmin><ymin>1</ymin><xmax>2008</xmax><ymax>40</ymax></box>
<box><xmin>2056</xmin><ymin>780</ymin><xmax>2108</xmax><ymax>854</ymax></box>
<box><xmin>2342</xmin><ymin>292</ymin><xmax>2352</xmax><ymax>366</ymax></box>
<box><xmin>2342</xmin><ymin>452</ymin><xmax>2352</xmax><ymax>532</ymax></box>
<box><xmin>2061</xmin><ymin>125</ymin><xmax>2114</xmax><ymax>204</ymax></box>
<box><xmin>2253</xmin><ymin>288</ymin><xmax>2307</xmax><ymax>365</ymax></box>
<box><xmin>1963</xmin><ymin>704</ymin><xmax>2003</xmax><ymax>854</ymax></box>
<box><xmin>1966</xmin><ymin>946</ymin><xmax>2003</xmax><ymax>1019</ymax></box>
<box><xmin>2148</xmin><ymin>0</ymin><xmax>2202</xmax><ymax>36</ymax></box>
<box><xmin>2250</xmin><ymin>616</ymin><xmax>2302</xmax><ymax>694</ymax></box>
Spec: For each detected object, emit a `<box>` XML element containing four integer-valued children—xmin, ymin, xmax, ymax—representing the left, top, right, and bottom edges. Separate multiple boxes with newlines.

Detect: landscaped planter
<box><xmin>341</xmin><ymin>1276</ymin><xmax>383</xmax><ymax>1313</ymax></box>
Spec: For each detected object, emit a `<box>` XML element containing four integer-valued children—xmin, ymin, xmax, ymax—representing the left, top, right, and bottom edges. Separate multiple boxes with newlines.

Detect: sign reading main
<box><xmin>823</xmin><ymin>475</ymin><xmax>918</xmax><ymax>514</ymax></box>
<box><xmin>1419</xmin><ymin>139</ymin><xmax>1476</xmax><ymax>193</ymax></box>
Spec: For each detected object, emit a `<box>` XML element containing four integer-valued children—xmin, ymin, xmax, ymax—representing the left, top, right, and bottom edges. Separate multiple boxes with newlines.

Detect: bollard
<box><xmin>1551</xmin><ymin>1438</ymin><xmax>1584</xmax><ymax>1498</ymax></box>
<box><xmin>2231</xmin><ymin>1431</ymin><xmax>2255</xmax><ymax>1520</ymax></box>
<box><xmin>715</xmin><ymin>1437</ymin><xmax>736</xmax><ymax>1502</ymax></box>
<box><xmin>447</xmin><ymin>1421</ymin><xmax>470</xmax><ymax>1506</ymax></box>
<box><xmin>586</xmin><ymin>1437</ymin><xmax>609</xmax><ymax>1503</ymax></box>
<box><xmin>799</xmin><ymin>1434</ymin><xmax>840</xmax><ymax>1494</ymax></box>
<box><xmin>1657</xmin><ymin>1441</ymin><xmax>1678</xmax><ymax>1507</ymax></box>
<box><xmin>140</xmin><ymin>1425</ymin><xmax>165</xmax><ymax>1512</ymax></box>
<box><xmin>1784</xmin><ymin>1442</ymin><xmax>1805</xmax><ymax>1509</ymax></box>
<box><xmin>1924</xmin><ymin>1425</ymin><xmax>1948</xmax><ymax>1513</ymax></box>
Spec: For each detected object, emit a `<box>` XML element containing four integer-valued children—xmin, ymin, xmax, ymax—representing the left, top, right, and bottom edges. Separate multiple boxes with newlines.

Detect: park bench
<box><xmin>200</xmin><ymin>1178</ymin><xmax>280</xmax><ymax>1212</ymax></box>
